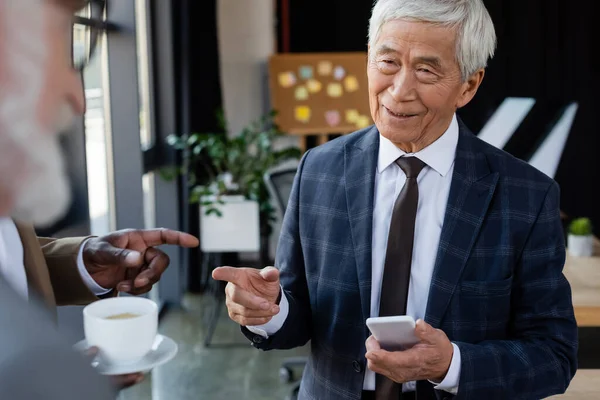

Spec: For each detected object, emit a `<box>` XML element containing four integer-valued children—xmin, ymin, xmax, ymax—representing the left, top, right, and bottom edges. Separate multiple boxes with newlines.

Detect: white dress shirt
<box><xmin>0</xmin><ymin>217</ymin><xmax>111</xmax><ymax>299</ymax></box>
<box><xmin>249</xmin><ymin>115</ymin><xmax>462</xmax><ymax>394</ymax></box>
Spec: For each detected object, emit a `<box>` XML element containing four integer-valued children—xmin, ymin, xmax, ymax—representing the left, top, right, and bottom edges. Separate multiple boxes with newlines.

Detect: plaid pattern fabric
<box><xmin>243</xmin><ymin>120</ymin><xmax>578</xmax><ymax>400</ymax></box>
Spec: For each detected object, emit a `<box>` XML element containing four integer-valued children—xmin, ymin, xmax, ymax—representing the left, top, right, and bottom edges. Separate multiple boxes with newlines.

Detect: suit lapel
<box><xmin>425</xmin><ymin>123</ymin><xmax>499</xmax><ymax>328</ymax></box>
<box><xmin>13</xmin><ymin>220</ymin><xmax>56</xmax><ymax>310</ymax></box>
<box><xmin>344</xmin><ymin>128</ymin><xmax>379</xmax><ymax>326</ymax></box>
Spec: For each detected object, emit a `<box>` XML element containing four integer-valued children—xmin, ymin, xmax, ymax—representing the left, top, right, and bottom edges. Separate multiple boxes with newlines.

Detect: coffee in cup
<box><xmin>83</xmin><ymin>297</ymin><xmax>158</xmax><ymax>365</ymax></box>
<box><xmin>105</xmin><ymin>312</ymin><xmax>140</xmax><ymax>320</ymax></box>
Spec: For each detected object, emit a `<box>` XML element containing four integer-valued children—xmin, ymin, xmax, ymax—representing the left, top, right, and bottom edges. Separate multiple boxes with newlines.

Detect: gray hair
<box><xmin>368</xmin><ymin>0</ymin><xmax>497</xmax><ymax>80</ymax></box>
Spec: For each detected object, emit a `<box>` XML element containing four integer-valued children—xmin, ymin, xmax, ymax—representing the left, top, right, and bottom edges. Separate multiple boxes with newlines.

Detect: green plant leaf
<box><xmin>569</xmin><ymin>217</ymin><xmax>593</xmax><ymax>236</ymax></box>
<box><xmin>158</xmin><ymin>166</ymin><xmax>179</xmax><ymax>181</ymax></box>
<box><xmin>217</xmin><ymin>180</ymin><xmax>227</xmax><ymax>194</ymax></box>
<box><xmin>187</xmin><ymin>133</ymin><xmax>201</xmax><ymax>146</ymax></box>
<box><xmin>189</xmin><ymin>191</ymin><xmax>201</xmax><ymax>204</ymax></box>
<box><xmin>205</xmin><ymin>207</ymin><xmax>223</xmax><ymax>217</ymax></box>
<box><xmin>192</xmin><ymin>143</ymin><xmax>206</xmax><ymax>155</ymax></box>
<box><xmin>167</xmin><ymin>109</ymin><xmax>303</xmax><ymax>234</ymax></box>
<box><xmin>166</xmin><ymin>134</ymin><xmax>186</xmax><ymax>150</ymax></box>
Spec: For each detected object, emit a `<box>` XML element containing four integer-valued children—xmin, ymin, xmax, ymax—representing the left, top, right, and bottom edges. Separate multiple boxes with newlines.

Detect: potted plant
<box><xmin>164</xmin><ymin>109</ymin><xmax>301</xmax><ymax>260</ymax></box>
<box><xmin>567</xmin><ymin>217</ymin><xmax>594</xmax><ymax>257</ymax></box>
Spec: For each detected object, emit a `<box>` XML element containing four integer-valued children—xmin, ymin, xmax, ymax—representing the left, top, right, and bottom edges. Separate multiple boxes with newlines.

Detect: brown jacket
<box><xmin>14</xmin><ymin>220</ymin><xmax>100</xmax><ymax>314</ymax></box>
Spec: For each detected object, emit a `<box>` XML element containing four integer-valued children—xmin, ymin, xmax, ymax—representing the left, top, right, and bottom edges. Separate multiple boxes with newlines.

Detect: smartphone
<box><xmin>366</xmin><ymin>315</ymin><xmax>419</xmax><ymax>351</ymax></box>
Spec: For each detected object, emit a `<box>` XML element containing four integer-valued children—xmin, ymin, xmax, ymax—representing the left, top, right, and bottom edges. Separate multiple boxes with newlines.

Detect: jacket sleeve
<box><xmin>454</xmin><ymin>182</ymin><xmax>578</xmax><ymax>399</ymax></box>
<box><xmin>39</xmin><ymin>236</ymin><xmax>101</xmax><ymax>306</ymax></box>
<box><xmin>242</xmin><ymin>151</ymin><xmax>313</xmax><ymax>350</ymax></box>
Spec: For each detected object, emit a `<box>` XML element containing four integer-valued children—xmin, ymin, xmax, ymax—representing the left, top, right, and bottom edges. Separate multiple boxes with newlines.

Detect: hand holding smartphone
<box><xmin>366</xmin><ymin>315</ymin><xmax>419</xmax><ymax>351</ymax></box>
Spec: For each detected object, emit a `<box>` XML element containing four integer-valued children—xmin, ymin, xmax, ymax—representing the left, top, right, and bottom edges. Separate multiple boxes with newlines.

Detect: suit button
<box><xmin>252</xmin><ymin>336</ymin><xmax>263</xmax><ymax>344</ymax></box>
<box><xmin>352</xmin><ymin>360</ymin><xmax>362</xmax><ymax>373</ymax></box>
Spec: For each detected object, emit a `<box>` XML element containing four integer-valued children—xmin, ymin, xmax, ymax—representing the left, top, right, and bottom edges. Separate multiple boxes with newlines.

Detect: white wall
<box><xmin>217</xmin><ymin>0</ymin><xmax>299</xmax><ymax>261</ymax></box>
<box><xmin>217</xmin><ymin>0</ymin><xmax>274</xmax><ymax>136</ymax></box>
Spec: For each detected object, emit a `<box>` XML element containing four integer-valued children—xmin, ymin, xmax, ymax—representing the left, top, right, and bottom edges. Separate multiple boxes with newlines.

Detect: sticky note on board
<box><xmin>299</xmin><ymin>65</ymin><xmax>314</xmax><ymax>80</ymax></box>
<box><xmin>318</xmin><ymin>61</ymin><xmax>333</xmax><ymax>76</ymax></box>
<box><xmin>306</xmin><ymin>79</ymin><xmax>322</xmax><ymax>93</ymax></box>
<box><xmin>344</xmin><ymin>75</ymin><xmax>359</xmax><ymax>92</ymax></box>
<box><xmin>278</xmin><ymin>71</ymin><xmax>296</xmax><ymax>88</ymax></box>
<box><xmin>327</xmin><ymin>83</ymin><xmax>343</xmax><ymax>98</ymax></box>
<box><xmin>356</xmin><ymin>115</ymin><xmax>371</xmax><ymax>129</ymax></box>
<box><xmin>295</xmin><ymin>106</ymin><xmax>311</xmax><ymax>123</ymax></box>
<box><xmin>325</xmin><ymin>110</ymin><xmax>341</xmax><ymax>127</ymax></box>
<box><xmin>295</xmin><ymin>86</ymin><xmax>309</xmax><ymax>100</ymax></box>
<box><xmin>333</xmin><ymin>66</ymin><xmax>346</xmax><ymax>80</ymax></box>
<box><xmin>346</xmin><ymin>109</ymin><xmax>360</xmax><ymax>124</ymax></box>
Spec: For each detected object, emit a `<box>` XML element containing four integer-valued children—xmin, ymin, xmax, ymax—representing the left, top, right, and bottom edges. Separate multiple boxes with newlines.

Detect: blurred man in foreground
<box><xmin>0</xmin><ymin>0</ymin><xmax>198</xmax><ymax>397</ymax></box>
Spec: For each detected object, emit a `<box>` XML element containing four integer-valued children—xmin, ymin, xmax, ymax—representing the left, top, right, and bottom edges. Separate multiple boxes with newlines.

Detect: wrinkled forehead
<box><xmin>0</xmin><ymin>0</ymin><xmax>86</xmax><ymax>10</ymax></box>
<box><xmin>0</xmin><ymin>0</ymin><xmax>80</xmax><ymax>22</ymax></box>
<box><xmin>372</xmin><ymin>20</ymin><xmax>459</xmax><ymax>59</ymax></box>
<box><xmin>50</xmin><ymin>0</ymin><xmax>89</xmax><ymax>12</ymax></box>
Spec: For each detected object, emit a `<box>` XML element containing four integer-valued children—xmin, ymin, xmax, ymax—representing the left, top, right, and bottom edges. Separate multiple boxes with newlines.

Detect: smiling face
<box><xmin>367</xmin><ymin>19</ymin><xmax>484</xmax><ymax>152</ymax></box>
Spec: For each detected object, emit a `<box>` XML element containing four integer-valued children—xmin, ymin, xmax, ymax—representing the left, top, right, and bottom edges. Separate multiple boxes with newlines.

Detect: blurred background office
<box><xmin>49</xmin><ymin>0</ymin><xmax>596</xmax><ymax>399</ymax></box>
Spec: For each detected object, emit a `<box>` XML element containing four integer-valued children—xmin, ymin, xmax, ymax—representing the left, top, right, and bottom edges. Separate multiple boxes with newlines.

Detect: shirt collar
<box><xmin>377</xmin><ymin>113</ymin><xmax>459</xmax><ymax>177</ymax></box>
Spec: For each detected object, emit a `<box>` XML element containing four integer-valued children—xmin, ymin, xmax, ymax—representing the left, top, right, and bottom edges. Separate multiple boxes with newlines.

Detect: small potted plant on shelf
<box><xmin>163</xmin><ymin>109</ymin><xmax>301</xmax><ymax>259</ymax></box>
<box><xmin>567</xmin><ymin>217</ymin><xmax>594</xmax><ymax>257</ymax></box>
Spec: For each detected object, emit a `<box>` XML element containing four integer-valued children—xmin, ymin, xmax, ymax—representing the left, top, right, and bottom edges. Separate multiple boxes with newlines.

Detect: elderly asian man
<box><xmin>214</xmin><ymin>1</ymin><xmax>578</xmax><ymax>399</ymax></box>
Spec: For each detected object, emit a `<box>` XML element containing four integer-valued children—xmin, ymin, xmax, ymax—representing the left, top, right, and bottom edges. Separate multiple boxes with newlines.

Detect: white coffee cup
<box><xmin>83</xmin><ymin>297</ymin><xmax>158</xmax><ymax>365</ymax></box>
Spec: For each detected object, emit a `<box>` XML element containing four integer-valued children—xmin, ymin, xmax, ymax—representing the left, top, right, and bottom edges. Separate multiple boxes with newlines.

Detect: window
<box><xmin>84</xmin><ymin>41</ymin><xmax>113</xmax><ymax>236</ymax></box>
<box><xmin>66</xmin><ymin>0</ymin><xmax>182</xmax><ymax>308</ymax></box>
<box><xmin>75</xmin><ymin>4</ymin><xmax>114</xmax><ymax>236</ymax></box>
<box><xmin>136</xmin><ymin>0</ymin><xmax>154</xmax><ymax>151</ymax></box>
<box><xmin>136</xmin><ymin>0</ymin><xmax>157</xmax><ymax>232</ymax></box>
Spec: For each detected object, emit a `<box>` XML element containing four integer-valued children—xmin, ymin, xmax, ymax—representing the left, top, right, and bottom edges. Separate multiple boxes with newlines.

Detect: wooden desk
<box><xmin>563</xmin><ymin>238</ymin><xmax>600</xmax><ymax>327</ymax></box>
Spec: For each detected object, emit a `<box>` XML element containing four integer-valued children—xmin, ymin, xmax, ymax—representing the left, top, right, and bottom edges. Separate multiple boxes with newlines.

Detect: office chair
<box><xmin>264</xmin><ymin>165</ymin><xmax>296</xmax><ymax>220</ymax></box>
<box><xmin>264</xmin><ymin>165</ymin><xmax>307</xmax><ymax>399</ymax></box>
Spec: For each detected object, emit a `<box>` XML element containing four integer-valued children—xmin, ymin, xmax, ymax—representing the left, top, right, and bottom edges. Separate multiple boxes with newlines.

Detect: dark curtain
<box><xmin>278</xmin><ymin>0</ymin><xmax>598</xmax><ymax>232</ymax></box>
<box><xmin>172</xmin><ymin>0</ymin><xmax>224</xmax><ymax>291</ymax></box>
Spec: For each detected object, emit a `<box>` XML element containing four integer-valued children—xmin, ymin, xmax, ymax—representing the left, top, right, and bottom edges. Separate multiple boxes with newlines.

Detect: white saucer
<box><xmin>73</xmin><ymin>334</ymin><xmax>178</xmax><ymax>375</ymax></box>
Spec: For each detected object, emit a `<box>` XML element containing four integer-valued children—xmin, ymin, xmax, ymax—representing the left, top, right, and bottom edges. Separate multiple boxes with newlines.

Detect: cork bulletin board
<box><xmin>268</xmin><ymin>52</ymin><xmax>373</xmax><ymax>135</ymax></box>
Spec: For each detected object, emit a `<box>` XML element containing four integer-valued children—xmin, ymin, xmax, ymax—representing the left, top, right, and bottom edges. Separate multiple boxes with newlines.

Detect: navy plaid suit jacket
<box><xmin>244</xmin><ymin>120</ymin><xmax>578</xmax><ymax>399</ymax></box>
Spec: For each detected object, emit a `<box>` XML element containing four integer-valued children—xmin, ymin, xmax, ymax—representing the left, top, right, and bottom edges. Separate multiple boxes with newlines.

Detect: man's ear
<box><xmin>456</xmin><ymin>69</ymin><xmax>485</xmax><ymax>109</ymax></box>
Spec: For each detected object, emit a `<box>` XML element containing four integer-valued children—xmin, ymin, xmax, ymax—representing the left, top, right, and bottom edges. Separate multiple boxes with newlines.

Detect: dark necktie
<box><xmin>375</xmin><ymin>156</ymin><xmax>427</xmax><ymax>400</ymax></box>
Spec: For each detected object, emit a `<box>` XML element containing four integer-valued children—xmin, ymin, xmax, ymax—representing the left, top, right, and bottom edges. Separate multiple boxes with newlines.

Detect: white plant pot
<box><xmin>199</xmin><ymin>195</ymin><xmax>260</xmax><ymax>252</ymax></box>
<box><xmin>567</xmin><ymin>234</ymin><xmax>594</xmax><ymax>257</ymax></box>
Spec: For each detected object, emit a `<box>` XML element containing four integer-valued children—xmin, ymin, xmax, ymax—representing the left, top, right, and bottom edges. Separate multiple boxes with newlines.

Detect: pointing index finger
<box><xmin>138</xmin><ymin>229</ymin><xmax>199</xmax><ymax>248</ymax></box>
<box><xmin>212</xmin><ymin>266</ymin><xmax>240</xmax><ymax>284</ymax></box>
